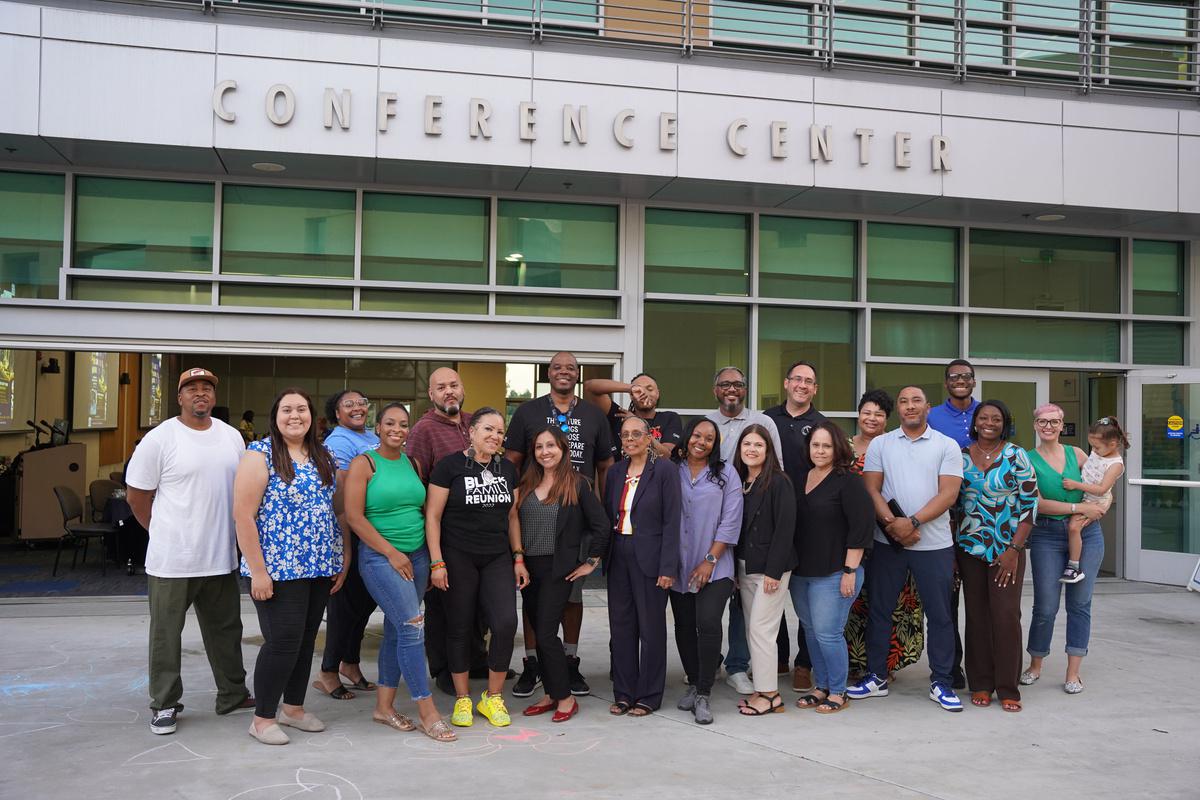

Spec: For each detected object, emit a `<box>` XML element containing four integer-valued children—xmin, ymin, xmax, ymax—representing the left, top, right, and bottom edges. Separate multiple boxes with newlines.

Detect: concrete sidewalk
<box><xmin>1</xmin><ymin>580</ymin><xmax>1197</xmax><ymax>800</ymax></box>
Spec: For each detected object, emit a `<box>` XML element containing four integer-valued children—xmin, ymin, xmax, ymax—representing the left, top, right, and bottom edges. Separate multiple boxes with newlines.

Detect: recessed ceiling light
<box><xmin>504</xmin><ymin>253</ymin><xmax>524</xmax><ymax>262</ymax></box>
<box><xmin>1034</xmin><ymin>213</ymin><xmax>1066</xmax><ymax>222</ymax></box>
<box><xmin>251</xmin><ymin>162</ymin><xmax>286</xmax><ymax>173</ymax></box>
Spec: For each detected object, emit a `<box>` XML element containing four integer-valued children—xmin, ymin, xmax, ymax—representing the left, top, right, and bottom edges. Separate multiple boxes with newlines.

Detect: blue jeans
<box><xmin>790</xmin><ymin>569</ymin><xmax>861</xmax><ymax>695</ymax></box>
<box><xmin>724</xmin><ymin>590</ymin><xmax>751</xmax><ymax>675</ymax></box>
<box><xmin>1027</xmin><ymin>517</ymin><xmax>1104</xmax><ymax>658</ymax></box>
<box><xmin>358</xmin><ymin>543</ymin><xmax>431</xmax><ymax>700</ymax></box>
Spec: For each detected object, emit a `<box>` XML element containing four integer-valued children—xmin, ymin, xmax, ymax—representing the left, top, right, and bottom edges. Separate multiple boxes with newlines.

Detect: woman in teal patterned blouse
<box><xmin>956</xmin><ymin>399</ymin><xmax>1037</xmax><ymax>712</ymax></box>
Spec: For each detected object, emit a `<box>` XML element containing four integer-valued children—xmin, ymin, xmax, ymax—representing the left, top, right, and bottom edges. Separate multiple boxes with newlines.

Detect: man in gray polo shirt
<box><xmin>847</xmin><ymin>385</ymin><xmax>965</xmax><ymax>712</ymax></box>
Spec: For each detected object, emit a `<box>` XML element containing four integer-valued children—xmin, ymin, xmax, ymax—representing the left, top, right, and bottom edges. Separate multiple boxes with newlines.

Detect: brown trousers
<box><xmin>957</xmin><ymin>549</ymin><xmax>1025</xmax><ymax>702</ymax></box>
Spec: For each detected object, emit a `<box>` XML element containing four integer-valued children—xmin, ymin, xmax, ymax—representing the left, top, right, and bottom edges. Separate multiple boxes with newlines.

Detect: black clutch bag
<box><xmin>883</xmin><ymin>499</ymin><xmax>907</xmax><ymax>551</ymax></box>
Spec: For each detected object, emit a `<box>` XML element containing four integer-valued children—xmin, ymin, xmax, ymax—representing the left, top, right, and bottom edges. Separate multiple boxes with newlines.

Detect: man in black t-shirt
<box><xmin>583</xmin><ymin>371</ymin><xmax>683</xmax><ymax>460</ymax></box>
<box><xmin>504</xmin><ymin>351</ymin><xmax>615</xmax><ymax>699</ymax></box>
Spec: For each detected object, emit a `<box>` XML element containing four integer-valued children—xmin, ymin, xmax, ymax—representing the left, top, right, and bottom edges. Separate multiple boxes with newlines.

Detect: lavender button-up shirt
<box><xmin>674</xmin><ymin>461</ymin><xmax>743</xmax><ymax>591</ymax></box>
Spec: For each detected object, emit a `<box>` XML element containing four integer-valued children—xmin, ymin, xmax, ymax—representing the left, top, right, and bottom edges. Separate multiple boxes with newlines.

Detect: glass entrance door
<box><xmin>1125</xmin><ymin>370</ymin><xmax>1200</xmax><ymax>585</ymax></box>
<box><xmin>974</xmin><ymin>368</ymin><xmax>1050</xmax><ymax>451</ymax></box>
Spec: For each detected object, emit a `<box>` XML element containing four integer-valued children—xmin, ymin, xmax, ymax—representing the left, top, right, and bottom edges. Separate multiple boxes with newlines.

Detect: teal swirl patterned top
<box><xmin>956</xmin><ymin>443</ymin><xmax>1038</xmax><ymax>564</ymax></box>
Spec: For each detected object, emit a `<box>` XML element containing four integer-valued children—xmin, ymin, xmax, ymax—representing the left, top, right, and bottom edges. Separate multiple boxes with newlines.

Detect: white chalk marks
<box><xmin>0</xmin><ymin>721</ymin><xmax>66</xmax><ymax>739</ymax></box>
<box><xmin>228</xmin><ymin>768</ymin><xmax>363</xmax><ymax>800</ymax></box>
<box><xmin>67</xmin><ymin>706</ymin><xmax>140</xmax><ymax>724</ymax></box>
<box><xmin>305</xmin><ymin>733</ymin><xmax>354</xmax><ymax>749</ymax></box>
<box><xmin>401</xmin><ymin>727</ymin><xmax>604</xmax><ymax>760</ymax></box>
<box><xmin>123</xmin><ymin>741</ymin><xmax>211</xmax><ymax>766</ymax></box>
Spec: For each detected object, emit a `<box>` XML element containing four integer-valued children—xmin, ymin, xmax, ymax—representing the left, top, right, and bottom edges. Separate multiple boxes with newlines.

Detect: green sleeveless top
<box><xmin>1026</xmin><ymin>446</ymin><xmax>1084</xmax><ymax>520</ymax></box>
<box><xmin>364</xmin><ymin>451</ymin><xmax>427</xmax><ymax>552</ymax></box>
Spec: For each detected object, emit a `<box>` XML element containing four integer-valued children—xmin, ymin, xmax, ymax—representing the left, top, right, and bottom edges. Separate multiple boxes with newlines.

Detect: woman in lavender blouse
<box><xmin>669</xmin><ymin>417</ymin><xmax>743</xmax><ymax>725</ymax></box>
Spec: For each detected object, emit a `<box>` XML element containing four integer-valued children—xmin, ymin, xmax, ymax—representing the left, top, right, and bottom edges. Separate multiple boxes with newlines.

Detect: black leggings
<box><xmin>442</xmin><ymin>544</ymin><xmax>517</xmax><ymax>675</ymax></box>
<box><xmin>520</xmin><ymin>555</ymin><xmax>575</xmax><ymax>701</ymax></box>
<box><xmin>252</xmin><ymin>577</ymin><xmax>331</xmax><ymax>718</ymax></box>
<box><xmin>670</xmin><ymin>578</ymin><xmax>733</xmax><ymax>695</ymax></box>
<box><xmin>320</xmin><ymin>534</ymin><xmax>376</xmax><ymax>673</ymax></box>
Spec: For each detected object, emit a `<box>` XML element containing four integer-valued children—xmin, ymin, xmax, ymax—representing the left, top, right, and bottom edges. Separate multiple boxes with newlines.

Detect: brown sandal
<box><xmin>372</xmin><ymin>711</ymin><xmax>416</xmax><ymax>731</ymax></box>
<box><xmin>1001</xmin><ymin>699</ymin><xmax>1022</xmax><ymax>713</ymax></box>
<box><xmin>971</xmin><ymin>692</ymin><xmax>993</xmax><ymax>707</ymax></box>
<box><xmin>814</xmin><ymin>693</ymin><xmax>849</xmax><ymax>714</ymax></box>
<box><xmin>420</xmin><ymin>718</ymin><xmax>458</xmax><ymax>742</ymax></box>
<box><xmin>628</xmin><ymin>703</ymin><xmax>654</xmax><ymax>717</ymax></box>
<box><xmin>796</xmin><ymin>688</ymin><xmax>829</xmax><ymax>709</ymax></box>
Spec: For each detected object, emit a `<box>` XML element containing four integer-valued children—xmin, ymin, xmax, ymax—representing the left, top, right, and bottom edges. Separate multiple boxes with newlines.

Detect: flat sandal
<box><xmin>372</xmin><ymin>711</ymin><xmax>416</xmax><ymax>732</ymax></box>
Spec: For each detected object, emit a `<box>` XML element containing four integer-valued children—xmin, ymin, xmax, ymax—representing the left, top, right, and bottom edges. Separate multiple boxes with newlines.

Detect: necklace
<box><xmin>742</xmin><ymin>476</ymin><xmax>757</xmax><ymax>495</ymax></box>
<box><xmin>975</xmin><ymin>441</ymin><xmax>1003</xmax><ymax>462</ymax></box>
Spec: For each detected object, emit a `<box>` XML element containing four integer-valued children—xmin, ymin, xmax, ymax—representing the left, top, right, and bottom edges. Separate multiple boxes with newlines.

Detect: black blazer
<box><xmin>540</xmin><ymin>476</ymin><xmax>612</xmax><ymax>580</ymax></box>
<box><xmin>603</xmin><ymin>458</ymin><xmax>680</xmax><ymax>580</ymax></box>
<box><xmin>737</xmin><ymin>474</ymin><xmax>799</xmax><ymax>580</ymax></box>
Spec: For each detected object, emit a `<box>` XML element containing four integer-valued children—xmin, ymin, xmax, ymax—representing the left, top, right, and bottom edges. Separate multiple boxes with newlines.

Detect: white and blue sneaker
<box><xmin>846</xmin><ymin>673</ymin><xmax>889</xmax><ymax>699</ymax></box>
<box><xmin>929</xmin><ymin>682</ymin><xmax>963</xmax><ymax>712</ymax></box>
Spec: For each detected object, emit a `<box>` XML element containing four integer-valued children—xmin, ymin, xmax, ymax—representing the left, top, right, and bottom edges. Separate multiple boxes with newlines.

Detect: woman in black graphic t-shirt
<box><xmin>426</xmin><ymin>408</ymin><xmax>520</xmax><ymax>729</ymax></box>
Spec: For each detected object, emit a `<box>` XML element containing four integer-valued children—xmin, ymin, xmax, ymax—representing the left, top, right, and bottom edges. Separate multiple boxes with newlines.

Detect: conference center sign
<box><xmin>211</xmin><ymin>81</ymin><xmax>953</xmax><ymax>171</ymax></box>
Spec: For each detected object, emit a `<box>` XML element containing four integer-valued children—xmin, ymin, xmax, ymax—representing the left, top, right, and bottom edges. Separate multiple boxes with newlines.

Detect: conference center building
<box><xmin>0</xmin><ymin>0</ymin><xmax>1197</xmax><ymax>587</ymax></box>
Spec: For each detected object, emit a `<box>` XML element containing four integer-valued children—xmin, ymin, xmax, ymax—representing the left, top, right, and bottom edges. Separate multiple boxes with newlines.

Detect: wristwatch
<box><xmin>704</xmin><ymin>553</ymin><xmax>718</xmax><ymax>565</ymax></box>
<box><xmin>909</xmin><ymin>515</ymin><xmax>921</xmax><ymax>529</ymax></box>
<box><xmin>585</xmin><ymin>556</ymin><xmax>601</xmax><ymax>568</ymax></box>
<box><xmin>841</xmin><ymin>565</ymin><xmax>855</xmax><ymax>575</ymax></box>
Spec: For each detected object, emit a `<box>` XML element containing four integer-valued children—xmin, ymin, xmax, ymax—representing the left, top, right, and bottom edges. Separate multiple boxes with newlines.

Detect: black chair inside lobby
<box><xmin>52</xmin><ymin>485</ymin><xmax>118</xmax><ymax>577</ymax></box>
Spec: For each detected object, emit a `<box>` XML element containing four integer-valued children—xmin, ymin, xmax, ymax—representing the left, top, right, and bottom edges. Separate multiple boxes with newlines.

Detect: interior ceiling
<box><xmin>2</xmin><ymin>136</ymin><xmax>1197</xmax><ymax>237</ymax></box>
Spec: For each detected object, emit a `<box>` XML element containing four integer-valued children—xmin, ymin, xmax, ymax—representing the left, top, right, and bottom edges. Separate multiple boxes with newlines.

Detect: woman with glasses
<box><xmin>1022</xmin><ymin>404</ymin><xmax>1106</xmax><ymax>695</ymax></box>
<box><xmin>604</xmin><ymin>416</ymin><xmax>680</xmax><ymax>718</ymax></box>
<box><xmin>314</xmin><ymin>389</ymin><xmax>379</xmax><ymax>700</ymax></box>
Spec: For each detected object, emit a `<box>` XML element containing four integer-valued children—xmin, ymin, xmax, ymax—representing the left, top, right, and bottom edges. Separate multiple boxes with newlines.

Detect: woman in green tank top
<box><xmin>1022</xmin><ymin>403</ymin><xmax>1107</xmax><ymax>697</ymax></box>
<box><xmin>345</xmin><ymin>403</ymin><xmax>456</xmax><ymax>743</ymax></box>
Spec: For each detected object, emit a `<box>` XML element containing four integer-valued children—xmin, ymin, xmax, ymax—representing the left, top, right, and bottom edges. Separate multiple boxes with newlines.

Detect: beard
<box><xmin>436</xmin><ymin>399</ymin><xmax>462</xmax><ymax>416</ymax></box>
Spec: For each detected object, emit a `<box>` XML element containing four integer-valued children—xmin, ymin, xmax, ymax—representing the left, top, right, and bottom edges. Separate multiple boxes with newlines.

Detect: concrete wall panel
<box><xmin>43</xmin><ymin>6</ymin><xmax>214</xmax><ymax>52</ymax></box>
<box><xmin>1063</xmin><ymin>127</ymin><xmax>1177</xmax><ymax>212</ymax></box>
<box><xmin>940</xmin><ymin>117</ymin><xmax>1062</xmax><ymax>205</ymax></box>
<box><xmin>811</xmin><ymin>105</ymin><xmax>942</xmax><ymax>195</ymax></box>
<box><xmin>0</xmin><ymin>34</ymin><xmax>39</xmax><ymax>135</ymax></box>
<box><xmin>676</xmin><ymin>93</ymin><xmax>813</xmax><ymax>186</ymax></box>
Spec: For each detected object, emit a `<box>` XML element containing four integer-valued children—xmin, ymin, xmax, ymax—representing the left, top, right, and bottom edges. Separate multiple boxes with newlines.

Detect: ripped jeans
<box><xmin>358</xmin><ymin>543</ymin><xmax>431</xmax><ymax>700</ymax></box>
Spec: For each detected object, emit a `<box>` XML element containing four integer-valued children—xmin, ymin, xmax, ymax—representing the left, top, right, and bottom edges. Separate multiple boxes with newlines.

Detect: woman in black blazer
<box><xmin>733</xmin><ymin>424</ymin><xmax>798</xmax><ymax>716</ymax></box>
<box><xmin>603</xmin><ymin>416</ymin><xmax>681</xmax><ymax>717</ymax></box>
<box><xmin>510</xmin><ymin>427</ymin><xmax>610</xmax><ymax>723</ymax></box>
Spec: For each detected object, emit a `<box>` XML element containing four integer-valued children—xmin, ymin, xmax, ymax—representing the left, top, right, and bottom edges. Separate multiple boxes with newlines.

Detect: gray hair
<box><xmin>712</xmin><ymin>366</ymin><xmax>746</xmax><ymax>385</ymax></box>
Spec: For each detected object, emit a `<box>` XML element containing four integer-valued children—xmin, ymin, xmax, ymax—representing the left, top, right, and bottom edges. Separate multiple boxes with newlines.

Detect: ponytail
<box><xmin>1089</xmin><ymin>416</ymin><xmax>1130</xmax><ymax>449</ymax></box>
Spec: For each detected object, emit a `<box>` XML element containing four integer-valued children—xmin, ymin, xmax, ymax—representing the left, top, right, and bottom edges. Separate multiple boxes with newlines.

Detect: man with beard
<box><xmin>705</xmin><ymin>366</ymin><xmax>783</xmax><ymax>696</ymax></box>
<box><xmin>406</xmin><ymin>367</ymin><xmax>490</xmax><ymax>695</ymax></box>
<box><xmin>126</xmin><ymin>367</ymin><xmax>253</xmax><ymax>735</ymax></box>
<box><xmin>583</xmin><ymin>371</ymin><xmax>683</xmax><ymax>460</ymax></box>
<box><xmin>506</xmin><ymin>352</ymin><xmax>615</xmax><ymax>698</ymax></box>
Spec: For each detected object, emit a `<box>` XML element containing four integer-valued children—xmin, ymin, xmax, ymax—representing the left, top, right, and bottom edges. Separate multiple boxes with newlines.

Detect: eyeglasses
<box><xmin>619</xmin><ymin>430</ymin><xmax>646</xmax><ymax>440</ymax></box>
<box><xmin>947</xmin><ymin>372</ymin><xmax>975</xmax><ymax>383</ymax></box>
<box><xmin>340</xmin><ymin>398</ymin><xmax>369</xmax><ymax>409</ymax></box>
<box><xmin>715</xmin><ymin>381</ymin><xmax>747</xmax><ymax>390</ymax></box>
<box><xmin>787</xmin><ymin>376</ymin><xmax>817</xmax><ymax>386</ymax></box>
<box><xmin>1034</xmin><ymin>418</ymin><xmax>1063</xmax><ymax>428</ymax></box>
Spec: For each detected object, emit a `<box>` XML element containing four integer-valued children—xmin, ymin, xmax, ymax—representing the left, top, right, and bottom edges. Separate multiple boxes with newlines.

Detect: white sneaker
<box><xmin>725</xmin><ymin>671</ymin><xmax>754</xmax><ymax>695</ymax></box>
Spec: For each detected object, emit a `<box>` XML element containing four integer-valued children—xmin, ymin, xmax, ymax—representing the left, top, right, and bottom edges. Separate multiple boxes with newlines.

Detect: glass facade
<box><xmin>758</xmin><ymin>308</ymin><xmax>855</xmax><ymax>410</ymax></box>
<box><xmin>645</xmin><ymin>209</ymin><xmax>748</xmax><ymax>296</ymax></box>
<box><xmin>759</xmin><ymin>217</ymin><xmax>856</xmax><ymax>301</ymax></box>
<box><xmin>970</xmin><ymin>316</ymin><xmax>1121</xmax><ymax>362</ymax></box>
<box><xmin>1132</xmin><ymin>240</ymin><xmax>1185</xmax><ymax>316</ymax></box>
<box><xmin>867</xmin><ymin>223</ymin><xmax>957</xmax><ymax>306</ymax></box>
<box><xmin>362</xmin><ymin>193</ymin><xmax>487</xmax><ymax>284</ymax></box>
<box><xmin>0</xmin><ymin>171</ymin><xmax>64</xmax><ymax>299</ymax></box>
<box><xmin>496</xmin><ymin>201</ymin><xmax>618</xmax><ymax>290</ymax></box>
<box><xmin>643</xmin><ymin>302</ymin><xmax>749</xmax><ymax>409</ymax></box>
<box><xmin>222</xmin><ymin>186</ymin><xmax>355</xmax><ymax>279</ymax></box>
<box><xmin>872</xmin><ymin>311</ymin><xmax>958</xmax><ymax>359</ymax></box>
<box><xmin>970</xmin><ymin>230</ymin><xmax>1119</xmax><ymax>313</ymax></box>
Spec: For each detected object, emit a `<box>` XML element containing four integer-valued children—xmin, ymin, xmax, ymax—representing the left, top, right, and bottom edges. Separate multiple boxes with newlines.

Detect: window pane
<box><xmin>965</xmin><ymin>26</ymin><xmax>1006</xmax><ymax>65</ymax></box>
<box><xmin>222</xmin><ymin>186</ymin><xmax>354</xmax><ymax>279</ymax></box>
<box><xmin>362</xmin><ymin>194</ymin><xmax>486</xmax><ymax>284</ymax></box>
<box><xmin>1133</xmin><ymin>240</ymin><xmax>1184</xmax><ymax>315</ymax></box>
<box><xmin>494</xmin><ymin>294</ymin><xmax>618</xmax><ymax>319</ymax></box>
<box><xmin>360</xmin><ymin>289</ymin><xmax>487</xmax><ymax>315</ymax></box>
<box><xmin>835</xmin><ymin>13</ymin><xmax>909</xmax><ymax>60</ymax></box>
<box><xmin>73</xmin><ymin>278</ymin><xmax>211</xmax><ymax>305</ymax></box>
<box><xmin>1013</xmin><ymin>0</ymin><xmax>1077</xmax><ymax>27</ymax></box>
<box><xmin>758</xmin><ymin>307</ymin><xmax>856</xmax><ymax>410</ymax></box>
<box><xmin>644</xmin><ymin>302</ymin><xmax>748</xmax><ymax>408</ymax></box>
<box><xmin>220</xmin><ymin>284</ymin><xmax>353</xmax><ymax>310</ymax></box>
<box><xmin>1106</xmin><ymin>1</ymin><xmax>1189</xmax><ymax>37</ymax></box>
<box><xmin>872</xmin><ymin>310</ymin><xmax>959</xmax><ymax>358</ymax></box>
<box><xmin>711</xmin><ymin>0</ymin><xmax>812</xmax><ymax>48</ymax></box>
<box><xmin>969</xmin><ymin>315</ymin><xmax>1120</xmax><ymax>362</ymax></box>
<box><xmin>759</xmin><ymin>217</ymin><xmax>856</xmax><ymax>301</ymax></box>
<box><xmin>865</xmin><ymin>362</ymin><xmax>947</xmax><ymax>424</ymax></box>
<box><xmin>0</xmin><ymin>171</ymin><xmax>64</xmax><ymax>299</ymax></box>
<box><xmin>1108</xmin><ymin>39</ymin><xmax>1191</xmax><ymax>82</ymax></box>
<box><xmin>969</xmin><ymin>230</ymin><xmax>1119</xmax><ymax>313</ymax></box>
<box><xmin>496</xmin><ymin>201</ymin><xmax>617</xmax><ymax>290</ymax></box>
<box><xmin>1015</xmin><ymin>33</ymin><xmax>1080</xmax><ymax>73</ymax></box>
<box><xmin>1133</xmin><ymin>322</ymin><xmax>1186</xmax><ymax>365</ymax></box>
<box><xmin>1140</xmin><ymin>381</ymin><xmax>1200</xmax><ymax>554</ymax></box>
<box><xmin>916</xmin><ymin>21</ymin><xmax>956</xmax><ymax>63</ymax></box>
<box><xmin>74</xmin><ymin>177</ymin><xmax>213</xmax><ymax>274</ymax></box>
<box><xmin>867</xmin><ymin>223</ymin><xmax>957</xmax><ymax>305</ymax></box>
<box><xmin>645</xmin><ymin>210</ymin><xmax>749</xmax><ymax>296</ymax></box>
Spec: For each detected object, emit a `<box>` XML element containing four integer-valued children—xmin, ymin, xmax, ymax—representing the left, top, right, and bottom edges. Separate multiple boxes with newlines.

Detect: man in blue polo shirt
<box><xmin>926</xmin><ymin>359</ymin><xmax>979</xmax><ymax>688</ymax></box>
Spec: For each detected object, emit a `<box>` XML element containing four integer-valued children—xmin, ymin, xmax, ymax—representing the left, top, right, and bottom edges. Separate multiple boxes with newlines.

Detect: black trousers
<box><xmin>320</xmin><ymin>535</ymin><xmax>376</xmax><ymax>673</ymax></box>
<box><xmin>520</xmin><ymin>555</ymin><xmax>575</xmax><ymax>701</ymax></box>
<box><xmin>775</xmin><ymin>612</ymin><xmax>813</xmax><ymax>669</ymax></box>
<box><xmin>608</xmin><ymin>535</ymin><xmax>668</xmax><ymax>710</ymax></box>
<box><xmin>424</xmin><ymin>591</ymin><xmax>490</xmax><ymax>678</ymax></box>
<box><xmin>252</xmin><ymin>577</ymin><xmax>331</xmax><ymax>718</ymax></box>
<box><xmin>442</xmin><ymin>544</ymin><xmax>517</xmax><ymax>675</ymax></box>
<box><xmin>670</xmin><ymin>578</ymin><xmax>733</xmax><ymax>695</ymax></box>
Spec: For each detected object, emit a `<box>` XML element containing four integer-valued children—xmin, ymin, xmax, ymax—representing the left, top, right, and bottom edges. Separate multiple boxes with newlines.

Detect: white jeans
<box><xmin>737</xmin><ymin>560</ymin><xmax>792</xmax><ymax>694</ymax></box>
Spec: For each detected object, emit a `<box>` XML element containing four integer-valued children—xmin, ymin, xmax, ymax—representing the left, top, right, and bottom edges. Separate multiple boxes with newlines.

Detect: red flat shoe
<box><xmin>552</xmin><ymin>700</ymin><xmax>579</xmax><ymax>723</ymax></box>
<box><xmin>523</xmin><ymin>701</ymin><xmax>555</xmax><ymax>717</ymax></box>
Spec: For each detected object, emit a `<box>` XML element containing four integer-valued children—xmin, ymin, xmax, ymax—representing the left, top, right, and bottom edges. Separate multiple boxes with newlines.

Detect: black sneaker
<box><xmin>512</xmin><ymin>657</ymin><xmax>540</xmax><ymax>698</ymax></box>
<box><xmin>567</xmin><ymin>656</ymin><xmax>590</xmax><ymax>696</ymax></box>
<box><xmin>149</xmin><ymin>708</ymin><xmax>177</xmax><ymax>735</ymax></box>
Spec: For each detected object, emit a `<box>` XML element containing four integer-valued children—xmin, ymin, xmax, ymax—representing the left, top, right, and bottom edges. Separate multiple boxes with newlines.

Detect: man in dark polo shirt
<box><xmin>505</xmin><ymin>351</ymin><xmax>615</xmax><ymax>698</ymax></box>
<box><xmin>764</xmin><ymin>359</ymin><xmax>826</xmax><ymax>693</ymax></box>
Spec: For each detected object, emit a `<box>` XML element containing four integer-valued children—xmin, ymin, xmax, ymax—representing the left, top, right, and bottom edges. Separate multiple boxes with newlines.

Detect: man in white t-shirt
<box><xmin>126</xmin><ymin>367</ymin><xmax>251</xmax><ymax>735</ymax></box>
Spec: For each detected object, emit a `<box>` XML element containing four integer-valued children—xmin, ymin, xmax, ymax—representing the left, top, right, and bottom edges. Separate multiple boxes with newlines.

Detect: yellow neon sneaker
<box><xmin>451</xmin><ymin>696</ymin><xmax>474</xmax><ymax>727</ymax></box>
<box><xmin>476</xmin><ymin>690</ymin><xmax>511</xmax><ymax>727</ymax></box>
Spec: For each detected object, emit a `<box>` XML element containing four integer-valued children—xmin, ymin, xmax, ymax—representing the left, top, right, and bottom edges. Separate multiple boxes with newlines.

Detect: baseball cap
<box><xmin>178</xmin><ymin>367</ymin><xmax>219</xmax><ymax>391</ymax></box>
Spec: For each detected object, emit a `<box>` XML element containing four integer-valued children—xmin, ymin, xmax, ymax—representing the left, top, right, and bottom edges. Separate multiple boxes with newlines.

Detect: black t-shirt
<box><xmin>765</xmin><ymin>404</ymin><xmax>828</xmax><ymax>479</ymax></box>
<box><xmin>504</xmin><ymin>395</ymin><xmax>614</xmax><ymax>479</ymax></box>
<box><xmin>604</xmin><ymin>402</ymin><xmax>684</xmax><ymax>457</ymax></box>
<box><xmin>429</xmin><ymin>453</ymin><xmax>518</xmax><ymax>555</ymax></box>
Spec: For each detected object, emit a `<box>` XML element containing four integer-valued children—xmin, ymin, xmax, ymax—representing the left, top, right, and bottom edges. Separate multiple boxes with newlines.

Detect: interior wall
<box><xmin>457</xmin><ymin>361</ymin><xmax>508</xmax><ymax>418</ymax></box>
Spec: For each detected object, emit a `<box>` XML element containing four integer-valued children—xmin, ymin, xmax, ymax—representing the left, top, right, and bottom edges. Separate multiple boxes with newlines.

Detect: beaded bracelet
<box><xmin>430</xmin><ymin>561</ymin><xmax>446</xmax><ymax>571</ymax></box>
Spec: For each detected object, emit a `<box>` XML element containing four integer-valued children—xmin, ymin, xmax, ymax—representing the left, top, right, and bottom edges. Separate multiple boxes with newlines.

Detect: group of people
<box><xmin>124</xmin><ymin>355</ymin><xmax>1124</xmax><ymax>743</ymax></box>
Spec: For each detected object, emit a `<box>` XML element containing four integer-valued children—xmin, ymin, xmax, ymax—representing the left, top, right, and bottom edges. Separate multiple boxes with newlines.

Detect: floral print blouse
<box><xmin>956</xmin><ymin>443</ymin><xmax>1038</xmax><ymax>564</ymax></box>
<box><xmin>239</xmin><ymin>438</ymin><xmax>343</xmax><ymax>581</ymax></box>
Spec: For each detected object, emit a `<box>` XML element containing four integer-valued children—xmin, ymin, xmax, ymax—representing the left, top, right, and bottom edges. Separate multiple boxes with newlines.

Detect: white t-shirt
<box><xmin>125</xmin><ymin>417</ymin><xmax>246</xmax><ymax>578</ymax></box>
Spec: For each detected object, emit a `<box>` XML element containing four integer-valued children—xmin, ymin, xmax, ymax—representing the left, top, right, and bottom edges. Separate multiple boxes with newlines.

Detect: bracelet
<box><xmin>430</xmin><ymin>561</ymin><xmax>446</xmax><ymax>571</ymax></box>
<box><xmin>513</xmin><ymin>555</ymin><xmax>525</xmax><ymax>563</ymax></box>
<box><xmin>1071</xmin><ymin>503</ymin><xmax>1076</xmax><ymax>513</ymax></box>
<box><xmin>512</xmin><ymin>549</ymin><xmax>525</xmax><ymax>562</ymax></box>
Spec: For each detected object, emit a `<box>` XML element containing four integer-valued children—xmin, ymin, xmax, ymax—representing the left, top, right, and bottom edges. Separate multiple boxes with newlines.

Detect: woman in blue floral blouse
<box><xmin>956</xmin><ymin>399</ymin><xmax>1037</xmax><ymax>712</ymax></box>
<box><xmin>234</xmin><ymin>387</ymin><xmax>350</xmax><ymax>745</ymax></box>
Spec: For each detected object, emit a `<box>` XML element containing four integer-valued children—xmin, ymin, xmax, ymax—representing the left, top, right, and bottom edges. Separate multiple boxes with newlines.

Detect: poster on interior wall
<box><xmin>0</xmin><ymin>350</ymin><xmax>35</xmax><ymax>433</ymax></box>
<box><xmin>140</xmin><ymin>353</ymin><xmax>164</xmax><ymax>428</ymax></box>
<box><xmin>72</xmin><ymin>352</ymin><xmax>120</xmax><ymax>431</ymax></box>
<box><xmin>0</xmin><ymin>350</ymin><xmax>15</xmax><ymax>428</ymax></box>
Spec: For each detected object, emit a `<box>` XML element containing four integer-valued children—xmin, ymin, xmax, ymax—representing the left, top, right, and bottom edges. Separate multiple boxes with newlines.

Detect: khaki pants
<box><xmin>737</xmin><ymin>561</ymin><xmax>793</xmax><ymax>694</ymax></box>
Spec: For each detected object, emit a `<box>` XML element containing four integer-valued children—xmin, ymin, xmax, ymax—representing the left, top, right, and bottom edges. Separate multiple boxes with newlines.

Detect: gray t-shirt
<box><xmin>705</xmin><ymin>409</ymin><xmax>784</xmax><ymax>467</ymax></box>
<box><xmin>863</xmin><ymin>425</ymin><xmax>963</xmax><ymax>551</ymax></box>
